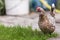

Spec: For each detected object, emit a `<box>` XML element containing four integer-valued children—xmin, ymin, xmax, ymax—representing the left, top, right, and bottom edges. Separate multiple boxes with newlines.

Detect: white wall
<box><xmin>5</xmin><ymin>0</ymin><xmax>29</xmax><ymax>15</ymax></box>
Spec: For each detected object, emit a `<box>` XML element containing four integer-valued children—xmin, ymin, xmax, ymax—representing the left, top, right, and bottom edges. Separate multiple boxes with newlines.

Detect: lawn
<box><xmin>0</xmin><ymin>25</ymin><xmax>58</xmax><ymax>40</ymax></box>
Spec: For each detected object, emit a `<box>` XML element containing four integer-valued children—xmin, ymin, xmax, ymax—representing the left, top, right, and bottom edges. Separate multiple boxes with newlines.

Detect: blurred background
<box><xmin>30</xmin><ymin>0</ymin><xmax>57</xmax><ymax>12</ymax></box>
<box><xmin>0</xmin><ymin>0</ymin><xmax>60</xmax><ymax>15</ymax></box>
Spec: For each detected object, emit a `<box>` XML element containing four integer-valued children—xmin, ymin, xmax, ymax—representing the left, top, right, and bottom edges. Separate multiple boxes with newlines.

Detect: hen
<box><xmin>36</xmin><ymin>4</ymin><xmax>55</xmax><ymax>34</ymax></box>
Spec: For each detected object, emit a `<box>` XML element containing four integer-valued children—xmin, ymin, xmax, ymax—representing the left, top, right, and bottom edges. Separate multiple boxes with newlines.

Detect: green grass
<box><xmin>0</xmin><ymin>25</ymin><xmax>58</xmax><ymax>40</ymax></box>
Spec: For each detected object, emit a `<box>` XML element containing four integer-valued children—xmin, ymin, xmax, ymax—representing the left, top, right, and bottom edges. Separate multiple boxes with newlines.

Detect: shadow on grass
<box><xmin>0</xmin><ymin>25</ymin><xmax>58</xmax><ymax>40</ymax></box>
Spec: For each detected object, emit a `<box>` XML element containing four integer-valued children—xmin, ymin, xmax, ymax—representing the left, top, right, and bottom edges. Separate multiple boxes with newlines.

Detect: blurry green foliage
<box><xmin>0</xmin><ymin>0</ymin><xmax>6</xmax><ymax>15</ymax></box>
<box><xmin>56</xmin><ymin>0</ymin><xmax>60</xmax><ymax>10</ymax></box>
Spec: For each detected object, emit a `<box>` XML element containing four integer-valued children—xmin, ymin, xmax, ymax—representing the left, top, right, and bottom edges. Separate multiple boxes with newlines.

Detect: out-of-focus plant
<box><xmin>0</xmin><ymin>0</ymin><xmax>6</xmax><ymax>15</ymax></box>
<box><xmin>56</xmin><ymin>0</ymin><xmax>60</xmax><ymax>10</ymax></box>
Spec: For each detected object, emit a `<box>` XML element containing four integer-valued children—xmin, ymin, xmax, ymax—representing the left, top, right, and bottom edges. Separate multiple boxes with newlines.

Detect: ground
<box><xmin>0</xmin><ymin>12</ymin><xmax>60</xmax><ymax>40</ymax></box>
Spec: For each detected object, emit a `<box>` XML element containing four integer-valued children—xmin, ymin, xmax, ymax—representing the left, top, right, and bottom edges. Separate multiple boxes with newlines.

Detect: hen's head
<box><xmin>36</xmin><ymin>7</ymin><xmax>45</xmax><ymax>13</ymax></box>
<box><xmin>36</xmin><ymin>7</ymin><xmax>43</xmax><ymax>12</ymax></box>
<box><xmin>36</xmin><ymin>7</ymin><xmax>46</xmax><ymax>18</ymax></box>
<box><xmin>36</xmin><ymin>7</ymin><xmax>41</xmax><ymax>12</ymax></box>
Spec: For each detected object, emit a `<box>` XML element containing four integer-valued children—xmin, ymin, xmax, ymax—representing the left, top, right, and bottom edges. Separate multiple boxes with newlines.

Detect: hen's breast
<box><xmin>38</xmin><ymin>19</ymin><xmax>49</xmax><ymax>33</ymax></box>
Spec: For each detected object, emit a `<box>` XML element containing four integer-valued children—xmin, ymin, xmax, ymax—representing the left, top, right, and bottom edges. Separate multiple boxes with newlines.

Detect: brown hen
<box><xmin>37</xmin><ymin>6</ymin><xmax>55</xmax><ymax>34</ymax></box>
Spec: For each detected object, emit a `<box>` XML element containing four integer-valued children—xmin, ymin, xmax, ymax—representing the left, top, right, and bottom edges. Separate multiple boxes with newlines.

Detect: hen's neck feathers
<box><xmin>39</xmin><ymin>14</ymin><xmax>49</xmax><ymax>22</ymax></box>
